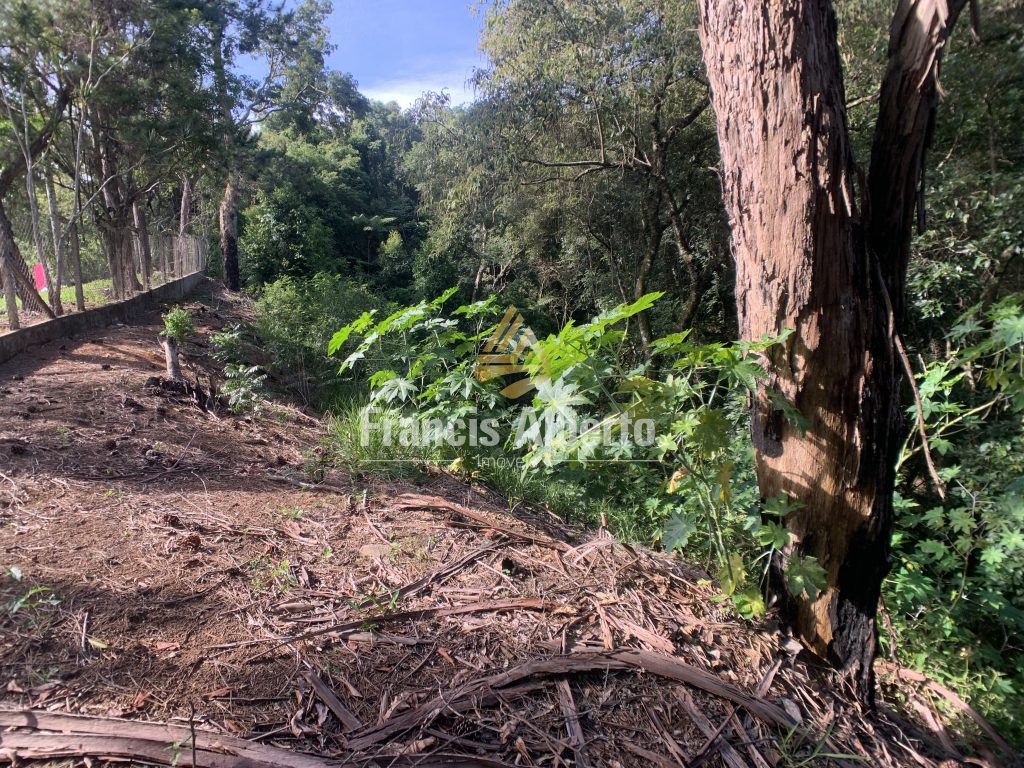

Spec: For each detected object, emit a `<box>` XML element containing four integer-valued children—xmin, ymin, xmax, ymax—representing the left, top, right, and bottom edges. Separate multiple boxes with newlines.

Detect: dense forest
<box><xmin>2</xmin><ymin>0</ymin><xmax>1023</xmax><ymax>750</ymax></box>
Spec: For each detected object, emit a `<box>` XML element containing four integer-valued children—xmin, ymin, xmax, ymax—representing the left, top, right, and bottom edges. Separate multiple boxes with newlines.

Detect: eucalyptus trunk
<box><xmin>176</xmin><ymin>174</ymin><xmax>194</xmax><ymax>278</ymax></box>
<box><xmin>93</xmin><ymin>115</ymin><xmax>140</xmax><ymax>300</ymax></box>
<box><xmin>25</xmin><ymin>167</ymin><xmax>59</xmax><ymax>315</ymax></box>
<box><xmin>44</xmin><ymin>166</ymin><xmax>66</xmax><ymax>307</ymax></box>
<box><xmin>1</xmin><ymin>250</ymin><xmax>19</xmax><ymax>329</ymax></box>
<box><xmin>68</xmin><ymin>221</ymin><xmax>84</xmax><ymax>311</ymax></box>
<box><xmin>212</xmin><ymin>16</ymin><xmax>240</xmax><ymax>291</ymax></box>
<box><xmin>696</xmin><ymin>0</ymin><xmax>965</xmax><ymax>703</ymax></box>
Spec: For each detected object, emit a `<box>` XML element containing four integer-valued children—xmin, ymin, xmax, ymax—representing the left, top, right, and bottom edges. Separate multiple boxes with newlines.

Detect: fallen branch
<box><xmin>393</xmin><ymin>493</ymin><xmax>571</xmax><ymax>552</ymax></box>
<box><xmin>303</xmin><ymin>669</ymin><xmax>364</xmax><ymax>733</ymax></box>
<box><xmin>0</xmin><ymin>710</ymin><xmax>332</xmax><ymax>768</ymax></box>
<box><xmin>877</xmin><ymin>661</ymin><xmax>1015</xmax><ymax>757</ymax></box>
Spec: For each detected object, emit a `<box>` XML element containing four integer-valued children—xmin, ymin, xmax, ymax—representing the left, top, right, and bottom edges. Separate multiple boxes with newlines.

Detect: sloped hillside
<box><xmin>0</xmin><ymin>286</ymin><xmax>1015</xmax><ymax>767</ymax></box>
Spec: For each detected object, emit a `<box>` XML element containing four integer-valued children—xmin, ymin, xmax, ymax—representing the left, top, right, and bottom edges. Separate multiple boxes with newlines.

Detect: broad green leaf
<box><xmin>786</xmin><ymin>556</ymin><xmax>828</xmax><ymax>599</ymax></box>
<box><xmin>663</xmin><ymin>512</ymin><xmax>698</xmax><ymax>552</ymax></box>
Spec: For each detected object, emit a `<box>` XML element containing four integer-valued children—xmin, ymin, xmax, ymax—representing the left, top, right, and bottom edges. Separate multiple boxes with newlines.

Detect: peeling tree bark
<box><xmin>696</xmin><ymin>0</ymin><xmax>965</xmax><ymax>703</ymax></box>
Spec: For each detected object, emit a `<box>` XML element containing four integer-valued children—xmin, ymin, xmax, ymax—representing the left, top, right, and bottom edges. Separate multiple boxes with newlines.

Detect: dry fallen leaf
<box><xmin>203</xmin><ymin>686</ymin><xmax>233</xmax><ymax>700</ymax></box>
<box><xmin>341</xmin><ymin>678</ymin><xmax>363</xmax><ymax>698</ymax></box>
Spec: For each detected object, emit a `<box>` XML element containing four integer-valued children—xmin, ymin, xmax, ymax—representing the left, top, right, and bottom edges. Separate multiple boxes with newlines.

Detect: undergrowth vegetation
<box><xmin>233</xmin><ymin>229</ymin><xmax>1024</xmax><ymax>747</ymax></box>
<box><xmin>221</xmin><ymin>271</ymin><xmax>1024</xmax><ymax>741</ymax></box>
<box><xmin>250</xmin><ymin>274</ymin><xmax>393</xmax><ymax>407</ymax></box>
<box><xmin>296</xmin><ymin>288</ymin><xmax>1024</xmax><ymax>743</ymax></box>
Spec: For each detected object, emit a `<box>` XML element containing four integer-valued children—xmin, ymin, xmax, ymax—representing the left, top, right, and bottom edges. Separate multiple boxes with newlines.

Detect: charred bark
<box><xmin>696</xmin><ymin>0</ymin><xmax>965</xmax><ymax>704</ymax></box>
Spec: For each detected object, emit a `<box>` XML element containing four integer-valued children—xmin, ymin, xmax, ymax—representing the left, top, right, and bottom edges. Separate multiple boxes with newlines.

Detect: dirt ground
<box><xmin>0</xmin><ymin>284</ymin><xmax>1014</xmax><ymax>767</ymax></box>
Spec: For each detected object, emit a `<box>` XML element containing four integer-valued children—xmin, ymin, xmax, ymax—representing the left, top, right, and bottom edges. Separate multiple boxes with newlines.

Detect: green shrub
<box><xmin>883</xmin><ymin>295</ymin><xmax>1024</xmax><ymax>743</ymax></box>
<box><xmin>161</xmin><ymin>306</ymin><xmax>194</xmax><ymax>342</ymax></box>
<box><xmin>222</xmin><ymin>364</ymin><xmax>267</xmax><ymax>413</ymax></box>
<box><xmin>327</xmin><ymin>289</ymin><xmax>806</xmax><ymax>614</ymax></box>
<box><xmin>253</xmin><ymin>274</ymin><xmax>392</xmax><ymax>406</ymax></box>
<box><xmin>211</xmin><ymin>325</ymin><xmax>245</xmax><ymax>364</ymax></box>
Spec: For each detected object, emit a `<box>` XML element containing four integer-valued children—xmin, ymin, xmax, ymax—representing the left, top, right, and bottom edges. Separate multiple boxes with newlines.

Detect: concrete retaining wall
<box><xmin>0</xmin><ymin>272</ymin><xmax>209</xmax><ymax>366</ymax></box>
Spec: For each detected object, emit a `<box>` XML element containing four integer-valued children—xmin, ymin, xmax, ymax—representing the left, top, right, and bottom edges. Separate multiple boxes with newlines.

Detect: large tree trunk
<box><xmin>220</xmin><ymin>173</ymin><xmax>239</xmax><ymax>289</ymax></box>
<box><xmin>94</xmin><ymin>119</ymin><xmax>140</xmax><ymax>300</ymax></box>
<box><xmin>696</xmin><ymin>0</ymin><xmax>965</xmax><ymax>704</ymax></box>
<box><xmin>99</xmin><ymin>215</ymin><xmax>138</xmax><ymax>301</ymax></box>
<box><xmin>211</xmin><ymin>16</ymin><xmax>240</xmax><ymax>291</ymax></box>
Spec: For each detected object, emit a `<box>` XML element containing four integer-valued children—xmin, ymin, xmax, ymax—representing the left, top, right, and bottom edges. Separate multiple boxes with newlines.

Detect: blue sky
<box><xmin>326</xmin><ymin>1</ymin><xmax>487</xmax><ymax>107</ymax></box>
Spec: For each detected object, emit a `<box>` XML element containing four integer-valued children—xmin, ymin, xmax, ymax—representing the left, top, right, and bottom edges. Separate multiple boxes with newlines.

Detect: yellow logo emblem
<box><xmin>475</xmin><ymin>305</ymin><xmax>543</xmax><ymax>399</ymax></box>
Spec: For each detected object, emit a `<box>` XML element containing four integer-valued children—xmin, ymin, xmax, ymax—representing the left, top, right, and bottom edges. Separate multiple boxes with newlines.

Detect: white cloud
<box><xmin>361</xmin><ymin>63</ymin><xmax>481</xmax><ymax>109</ymax></box>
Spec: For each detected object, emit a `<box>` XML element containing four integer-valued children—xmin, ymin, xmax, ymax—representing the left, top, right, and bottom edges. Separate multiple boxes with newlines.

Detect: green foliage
<box><xmin>325</xmin><ymin>402</ymin><xmax>432</xmax><ymax>479</ymax></box>
<box><xmin>240</xmin><ymin>103</ymin><xmax>421</xmax><ymax>292</ymax></box>
<box><xmin>221</xmin><ymin>364</ymin><xmax>267</xmax><ymax>414</ymax></box>
<box><xmin>885</xmin><ymin>295</ymin><xmax>1024</xmax><ymax>742</ymax></box>
<box><xmin>253</xmin><ymin>274</ymin><xmax>391</xmax><ymax>406</ymax></box>
<box><xmin>161</xmin><ymin>306</ymin><xmax>194</xmax><ymax>342</ymax></box>
<box><xmin>211</xmin><ymin>325</ymin><xmax>245</xmax><ymax>364</ymax></box>
<box><xmin>328</xmin><ymin>290</ymin><xmax>814</xmax><ymax>617</ymax></box>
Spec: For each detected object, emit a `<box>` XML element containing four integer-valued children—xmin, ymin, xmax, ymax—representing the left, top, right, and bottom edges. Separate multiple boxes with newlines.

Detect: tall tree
<box><xmin>696</xmin><ymin>0</ymin><xmax>966</xmax><ymax>702</ymax></box>
<box><xmin>0</xmin><ymin>0</ymin><xmax>72</xmax><ymax>318</ymax></box>
<box><xmin>479</xmin><ymin>0</ymin><xmax>728</xmax><ymax>350</ymax></box>
<box><xmin>201</xmin><ymin>0</ymin><xmax>331</xmax><ymax>291</ymax></box>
